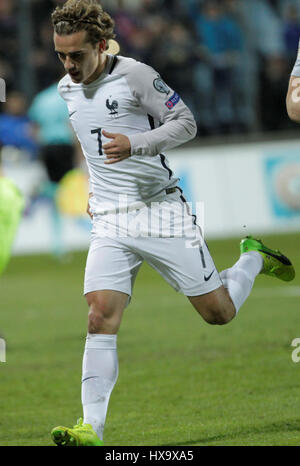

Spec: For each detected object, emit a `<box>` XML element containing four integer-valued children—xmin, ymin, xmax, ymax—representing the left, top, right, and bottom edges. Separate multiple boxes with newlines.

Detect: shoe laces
<box><xmin>73</xmin><ymin>418</ymin><xmax>84</xmax><ymax>429</ymax></box>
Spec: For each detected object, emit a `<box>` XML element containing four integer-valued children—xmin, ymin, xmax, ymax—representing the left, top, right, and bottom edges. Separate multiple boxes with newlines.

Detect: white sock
<box><xmin>81</xmin><ymin>333</ymin><xmax>118</xmax><ymax>441</ymax></box>
<box><xmin>220</xmin><ymin>251</ymin><xmax>263</xmax><ymax>314</ymax></box>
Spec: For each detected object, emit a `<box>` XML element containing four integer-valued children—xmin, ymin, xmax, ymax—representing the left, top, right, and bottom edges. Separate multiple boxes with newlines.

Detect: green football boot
<box><xmin>240</xmin><ymin>235</ymin><xmax>295</xmax><ymax>282</ymax></box>
<box><xmin>51</xmin><ymin>418</ymin><xmax>103</xmax><ymax>446</ymax></box>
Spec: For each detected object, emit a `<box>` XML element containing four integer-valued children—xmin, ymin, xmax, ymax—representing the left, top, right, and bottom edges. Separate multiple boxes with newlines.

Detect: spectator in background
<box><xmin>138</xmin><ymin>0</ymin><xmax>162</xmax><ymax>15</ymax></box>
<box><xmin>28</xmin><ymin>76</ymin><xmax>77</xmax><ymax>257</ymax></box>
<box><xmin>239</xmin><ymin>0</ymin><xmax>284</xmax><ymax>57</ymax></box>
<box><xmin>234</xmin><ymin>0</ymin><xmax>291</xmax><ymax>132</ymax></box>
<box><xmin>181</xmin><ymin>0</ymin><xmax>206</xmax><ymax>23</ymax></box>
<box><xmin>124</xmin><ymin>26</ymin><xmax>155</xmax><ymax>63</ymax></box>
<box><xmin>33</xmin><ymin>20</ymin><xmax>65</xmax><ymax>92</ymax></box>
<box><xmin>106</xmin><ymin>0</ymin><xmax>137</xmax><ymax>56</ymax></box>
<box><xmin>28</xmin><ymin>77</ymin><xmax>76</xmax><ymax>184</ymax></box>
<box><xmin>278</xmin><ymin>0</ymin><xmax>300</xmax><ymax>21</ymax></box>
<box><xmin>192</xmin><ymin>0</ymin><xmax>244</xmax><ymax>134</ymax></box>
<box><xmin>259</xmin><ymin>54</ymin><xmax>294</xmax><ymax>131</ymax></box>
<box><xmin>150</xmin><ymin>20</ymin><xmax>203</xmax><ymax>123</ymax></box>
<box><xmin>282</xmin><ymin>2</ymin><xmax>300</xmax><ymax>69</ymax></box>
<box><xmin>0</xmin><ymin>91</ymin><xmax>38</xmax><ymax>158</ymax></box>
<box><xmin>223</xmin><ymin>0</ymin><xmax>260</xmax><ymax>132</ymax></box>
<box><xmin>113</xmin><ymin>0</ymin><xmax>156</xmax><ymax>63</ymax></box>
<box><xmin>9</xmin><ymin>0</ymin><xmax>300</xmax><ymax>139</ymax></box>
<box><xmin>0</xmin><ymin>0</ymin><xmax>18</xmax><ymax>92</ymax></box>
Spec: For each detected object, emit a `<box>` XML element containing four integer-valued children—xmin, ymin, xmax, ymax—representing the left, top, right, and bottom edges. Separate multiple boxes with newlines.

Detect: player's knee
<box><xmin>88</xmin><ymin>308</ymin><xmax>106</xmax><ymax>333</ymax></box>
<box><xmin>86</xmin><ymin>295</ymin><xmax>114</xmax><ymax>333</ymax></box>
<box><xmin>203</xmin><ymin>303</ymin><xmax>235</xmax><ymax>326</ymax></box>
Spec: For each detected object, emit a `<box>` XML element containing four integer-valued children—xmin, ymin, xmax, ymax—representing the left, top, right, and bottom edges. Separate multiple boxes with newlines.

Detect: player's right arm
<box><xmin>286</xmin><ymin>41</ymin><xmax>300</xmax><ymax>123</ymax></box>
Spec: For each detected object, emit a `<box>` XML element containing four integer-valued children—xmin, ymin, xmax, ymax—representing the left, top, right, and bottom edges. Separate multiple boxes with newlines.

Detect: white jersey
<box><xmin>58</xmin><ymin>54</ymin><xmax>197</xmax><ymax>213</ymax></box>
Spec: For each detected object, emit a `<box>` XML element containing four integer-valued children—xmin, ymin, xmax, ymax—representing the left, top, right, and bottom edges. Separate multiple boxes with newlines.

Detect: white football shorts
<box><xmin>84</xmin><ymin>189</ymin><xmax>222</xmax><ymax>303</ymax></box>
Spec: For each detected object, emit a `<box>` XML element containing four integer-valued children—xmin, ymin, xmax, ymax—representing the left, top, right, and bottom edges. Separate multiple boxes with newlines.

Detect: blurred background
<box><xmin>2</xmin><ymin>0</ymin><xmax>300</xmax><ymax>447</ymax></box>
<box><xmin>1</xmin><ymin>0</ymin><xmax>300</xmax><ymax>257</ymax></box>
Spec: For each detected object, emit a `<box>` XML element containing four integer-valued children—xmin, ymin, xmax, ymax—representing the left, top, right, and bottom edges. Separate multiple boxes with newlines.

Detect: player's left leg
<box><xmin>188</xmin><ymin>245</ymin><xmax>263</xmax><ymax>323</ymax></box>
<box><xmin>188</xmin><ymin>235</ymin><xmax>295</xmax><ymax>323</ymax></box>
<box><xmin>188</xmin><ymin>284</ymin><xmax>236</xmax><ymax>325</ymax></box>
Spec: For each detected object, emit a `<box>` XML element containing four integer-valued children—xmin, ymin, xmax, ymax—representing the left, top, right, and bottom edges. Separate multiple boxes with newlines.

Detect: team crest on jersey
<box><xmin>153</xmin><ymin>77</ymin><xmax>170</xmax><ymax>95</ymax></box>
<box><xmin>106</xmin><ymin>97</ymin><xmax>119</xmax><ymax>116</ymax></box>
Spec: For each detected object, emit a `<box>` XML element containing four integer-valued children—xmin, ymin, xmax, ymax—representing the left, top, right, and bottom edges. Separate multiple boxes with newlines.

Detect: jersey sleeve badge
<box><xmin>153</xmin><ymin>77</ymin><xmax>171</xmax><ymax>95</ymax></box>
<box><xmin>165</xmin><ymin>92</ymin><xmax>181</xmax><ymax>109</ymax></box>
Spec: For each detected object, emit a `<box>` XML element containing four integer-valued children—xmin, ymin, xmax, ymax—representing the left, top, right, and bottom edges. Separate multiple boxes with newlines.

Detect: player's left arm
<box><xmin>103</xmin><ymin>62</ymin><xmax>197</xmax><ymax>164</ymax></box>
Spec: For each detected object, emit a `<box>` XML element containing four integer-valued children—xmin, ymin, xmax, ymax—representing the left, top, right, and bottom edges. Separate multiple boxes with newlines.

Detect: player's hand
<box><xmin>102</xmin><ymin>130</ymin><xmax>131</xmax><ymax>164</ymax></box>
<box><xmin>87</xmin><ymin>192</ymin><xmax>93</xmax><ymax>219</ymax></box>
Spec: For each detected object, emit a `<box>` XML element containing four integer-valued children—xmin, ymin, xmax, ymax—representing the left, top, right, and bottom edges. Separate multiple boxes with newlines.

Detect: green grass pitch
<box><xmin>0</xmin><ymin>232</ymin><xmax>300</xmax><ymax>446</ymax></box>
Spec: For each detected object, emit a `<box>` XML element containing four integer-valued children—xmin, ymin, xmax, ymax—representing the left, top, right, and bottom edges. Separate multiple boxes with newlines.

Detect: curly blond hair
<box><xmin>51</xmin><ymin>0</ymin><xmax>115</xmax><ymax>49</ymax></box>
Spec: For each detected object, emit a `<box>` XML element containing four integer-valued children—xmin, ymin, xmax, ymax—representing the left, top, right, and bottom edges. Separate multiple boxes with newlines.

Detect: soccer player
<box><xmin>50</xmin><ymin>0</ymin><xmax>295</xmax><ymax>446</ymax></box>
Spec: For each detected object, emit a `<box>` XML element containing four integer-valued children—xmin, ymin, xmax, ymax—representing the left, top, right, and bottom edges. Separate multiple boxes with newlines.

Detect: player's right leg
<box><xmin>51</xmin><ymin>233</ymin><xmax>143</xmax><ymax>446</ymax></box>
<box><xmin>51</xmin><ymin>289</ymin><xmax>128</xmax><ymax>447</ymax></box>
